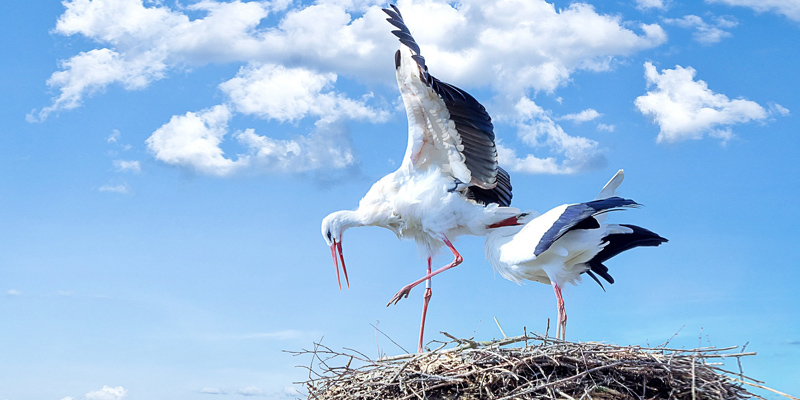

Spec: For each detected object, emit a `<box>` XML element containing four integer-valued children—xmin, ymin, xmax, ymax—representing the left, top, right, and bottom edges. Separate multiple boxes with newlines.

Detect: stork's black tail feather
<box><xmin>585</xmin><ymin>224</ymin><xmax>668</xmax><ymax>290</ymax></box>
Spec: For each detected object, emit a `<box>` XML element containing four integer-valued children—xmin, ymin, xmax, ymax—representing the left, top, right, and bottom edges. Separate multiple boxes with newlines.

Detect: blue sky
<box><xmin>2</xmin><ymin>0</ymin><xmax>799</xmax><ymax>399</ymax></box>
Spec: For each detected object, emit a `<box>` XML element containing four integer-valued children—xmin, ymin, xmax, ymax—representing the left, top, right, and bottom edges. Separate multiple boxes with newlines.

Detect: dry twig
<box><xmin>288</xmin><ymin>331</ymin><xmax>791</xmax><ymax>400</ymax></box>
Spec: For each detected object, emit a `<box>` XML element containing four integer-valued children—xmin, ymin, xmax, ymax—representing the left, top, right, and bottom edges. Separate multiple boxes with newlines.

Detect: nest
<box><xmin>291</xmin><ymin>331</ymin><xmax>797</xmax><ymax>400</ymax></box>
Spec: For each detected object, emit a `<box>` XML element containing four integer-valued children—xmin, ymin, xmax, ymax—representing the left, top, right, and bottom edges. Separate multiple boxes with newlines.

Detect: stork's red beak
<box><xmin>330</xmin><ymin>239</ymin><xmax>349</xmax><ymax>290</ymax></box>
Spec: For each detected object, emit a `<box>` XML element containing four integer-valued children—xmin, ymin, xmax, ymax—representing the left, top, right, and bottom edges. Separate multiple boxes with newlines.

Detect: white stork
<box><xmin>321</xmin><ymin>5</ymin><xmax>523</xmax><ymax>352</ymax></box>
<box><xmin>484</xmin><ymin>170</ymin><xmax>668</xmax><ymax>340</ymax></box>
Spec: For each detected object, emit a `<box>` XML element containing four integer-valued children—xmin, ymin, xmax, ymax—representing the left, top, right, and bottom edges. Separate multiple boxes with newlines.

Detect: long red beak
<box><xmin>330</xmin><ymin>239</ymin><xmax>349</xmax><ymax>290</ymax></box>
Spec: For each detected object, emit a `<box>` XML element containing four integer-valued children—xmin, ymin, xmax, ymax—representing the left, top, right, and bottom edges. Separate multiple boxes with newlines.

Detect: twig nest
<box><xmin>292</xmin><ymin>332</ymin><xmax>774</xmax><ymax>400</ymax></box>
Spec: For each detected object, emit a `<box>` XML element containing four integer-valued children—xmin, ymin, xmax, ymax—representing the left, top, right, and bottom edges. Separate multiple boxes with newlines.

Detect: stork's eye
<box><xmin>326</xmin><ymin>231</ymin><xmax>332</xmax><ymax>241</ymax></box>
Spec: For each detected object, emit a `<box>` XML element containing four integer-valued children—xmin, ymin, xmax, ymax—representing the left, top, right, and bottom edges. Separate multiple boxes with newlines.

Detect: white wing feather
<box><xmin>396</xmin><ymin>47</ymin><xmax>471</xmax><ymax>184</ymax></box>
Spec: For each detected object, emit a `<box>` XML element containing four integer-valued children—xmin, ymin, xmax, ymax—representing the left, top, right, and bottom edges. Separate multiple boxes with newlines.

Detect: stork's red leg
<box><xmin>417</xmin><ymin>257</ymin><xmax>432</xmax><ymax>353</ymax></box>
<box><xmin>387</xmin><ymin>236</ymin><xmax>463</xmax><ymax>306</ymax></box>
<box><xmin>552</xmin><ymin>282</ymin><xmax>567</xmax><ymax>340</ymax></box>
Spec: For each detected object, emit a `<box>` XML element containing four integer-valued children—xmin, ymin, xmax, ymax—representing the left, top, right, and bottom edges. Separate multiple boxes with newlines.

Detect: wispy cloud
<box><xmin>707</xmin><ymin>0</ymin><xmax>800</xmax><ymax>23</ymax></box>
<box><xmin>113</xmin><ymin>160</ymin><xmax>140</xmax><ymax>173</ymax></box>
<box><xmin>6</xmin><ymin>289</ymin><xmax>20</xmax><ymax>296</ymax></box>
<box><xmin>664</xmin><ymin>15</ymin><xmax>738</xmax><ymax>44</ymax></box>
<box><xmin>497</xmin><ymin>98</ymin><xmax>605</xmax><ymax>175</ymax></box>
<box><xmin>636</xmin><ymin>0</ymin><xmax>669</xmax><ymax>11</ymax></box>
<box><xmin>596</xmin><ymin>123</ymin><xmax>615</xmax><ymax>132</ymax></box>
<box><xmin>558</xmin><ymin>109</ymin><xmax>602</xmax><ymax>123</ymax></box>
<box><xmin>98</xmin><ymin>184</ymin><xmax>130</xmax><ymax>194</ymax></box>
<box><xmin>198</xmin><ymin>387</ymin><xmax>227</xmax><ymax>395</ymax></box>
<box><xmin>635</xmin><ymin>62</ymin><xmax>786</xmax><ymax>143</ymax></box>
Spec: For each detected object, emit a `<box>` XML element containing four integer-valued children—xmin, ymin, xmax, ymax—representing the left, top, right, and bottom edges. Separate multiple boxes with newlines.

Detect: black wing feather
<box><xmin>467</xmin><ymin>167</ymin><xmax>513</xmax><ymax>207</ymax></box>
<box><xmin>383</xmin><ymin>4</ymin><xmax>499</xmax><ymax>190</ymax></box>
<box><xmin>533</xmin><ymin>197</ymin><xmax>639</xmax><ymax>257</ymax></box>
<box><xmin>584</xmin><ymin>224</ymin><xmax>668</xmax><ymax>288</ymax></box>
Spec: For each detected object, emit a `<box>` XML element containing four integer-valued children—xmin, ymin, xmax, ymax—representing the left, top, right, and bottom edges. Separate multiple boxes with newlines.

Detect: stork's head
<box><xmin>321</xmin><ymin>211</ymin><xmax>352</xmax><ymax>290</ymax></box>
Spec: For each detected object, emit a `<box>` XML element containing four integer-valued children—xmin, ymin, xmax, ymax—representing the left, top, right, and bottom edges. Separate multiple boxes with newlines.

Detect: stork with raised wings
<box><xmin>484</xmin><ymin>170</ymin><xmax>668</xmax><ymax>340</ymax></box>
<box><xmin>321</xmin><ymin>5</ymin><xmax>523</xmax><ymax>352</ymax></box>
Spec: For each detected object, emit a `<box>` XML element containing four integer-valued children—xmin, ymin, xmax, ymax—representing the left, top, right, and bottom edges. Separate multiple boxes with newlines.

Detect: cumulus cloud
<box><xmin>36</xmin><ymin>0</ymin><xmax>666</xmax><ymax>118</ymax></box>
<box><xmin>85</xmin><ymin>386</ymin><xmax>127</xmax><ymax>400</ymax></box>
<box><xmin>39</xmin><ymin>0</ymin><xmax>668</xmax><ymax>177</ymax></box>
<box><xmin>497</xmin><ymin>98</ymin><xmax>605</xmax><ymax>174</ymax></box>
<box><xmin>62</xmin><ymin>386</ymin><xmax>127</xmax><ymax>400</ymax></box>
<box><xmin>634</xmin><ymin>62</ymin><xmax>785</xmax><ymax>143</ymax></box>
<box><xmin>664</xmin><ymin>15</ymin><xmax>738</xmax><ymax>44</ymax></box>
<box><xmin>220</xmin><ymin>63</ymin><xmax>388</xmax><ymax>123</ymax></box>
<box><xmin>145</xmin><ymin>63</ymin><xmax>382</xmax><ymax>176</ymax></box>
<box><xmin>145</xmin><ymin>105</ymin><xmax>243</xmax><ymax>176</ymax></box>
<box><xmin>558</xmin><ymin>109</ymin><xmax>602</xmax><ymax>123</ymax></box>
<box><xmin>707</xmin><ymin>0</ymin><xmax>800</xmax><ymax>22</ymax></box>
<box><xmin>145</xmin><ymin>106</ymin><xmax>359</xmax><ymax>177</ymax></box>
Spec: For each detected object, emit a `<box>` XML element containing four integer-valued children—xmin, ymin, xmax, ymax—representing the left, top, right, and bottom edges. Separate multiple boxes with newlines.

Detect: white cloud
<box><xmin>113</xmin><ymin>160</ymin><xmax>140</xmax><ymax>173</ymax></box>
<box><xmin>39</xmin><ymin>0</ymin><xmax>670</xmax><ymax>177</ymax></box>
<box><xmin>220</xmin><ymin>63</ymin><xmax>388</xmax><ymax>123</ymax></box>
<box><xmin>497</xmin><ymin>98</ymin><xmax>605</xmax><ymax>174</ymax></box>
<box><xmin>146</xmin><ymin>104</ymin><xmax>359</xmax><ymax>176</ymax></box>
<box><xmin>146</xmin><ymin>105</ymin><xmax>244</xmax><ymax>176</ymax></box>
<box><xmin>6</xmin><ymin>289</ymin><xmax>20</xmax><ymax>296</ymax></box>
<box><xmin>106</xmin><ymin>129</ymin><xmax>132</xmax><ymax>152</ymax></box>
<box><xmin>770</xmin><ymin>103</ymin><xmax>791</xmax><ymax>116</ymax></box>
<box><xmin>198</xmin><ymin>387</ymin><xmax>227</xmax><ymax>395</ymax></box>
<box><xmin>558</xmin><ymin>109</ymin><xmax>602</xmax><ymax>123</ymax></box>
<box><xmin>29</xmin><ymin>47</ymin><xmax>166</xmax><ymax>121</ymax></box>
<box><xmin>597</xmin><ymin>123</ymin><xmax>615</xmax><ymax>132</ymax></box>
<box><xmin>85</xmin><ymin>386</ymin><xmax>127</xmax><ymax>400</ymax></box>
<box><xmin>636</xmin><ymin>0</ymin><xmax>668</xmax><ymax>10</ymax></box>
<box><xmin>98</xmin><ymin>184</ymin><xmax>130</xmax><ymax>194</ymax></box>
<box><xmin>106</xmin><ymin>129</ymin><xmax>121</xmax><ymax>143</ymax></box>
<box><xmin>237</xmin><ymin>386</ymin><xmax>265</xmax><ymax>396</ymax></box>
<box><xmin>707</xmin><ymin>0</ymin><xmax>800</xmax><ymax>22</ymax></box>
<box><xmin>145</xmin><ymin>61</ymin><xmax>388</xmax><ymax>176</ymax></box>
<box><xmin>35</xmin><ymin>0</ymin><xmax>667</xmax><ymax>119</ymax></box>
<box><xmin>62</xmin><ymin>386</ymin><xmax>127</xmax><ymax>400</ymax></box>
<box><xmin>235</xmin><ymin>122</ymin><xmax>356</xmax><ymax>173</ymax></box>
<box><xmin>664</xmin><ymin>15</ymin><xmax>738</xmax><ymax>44</ymax></box>
<box><xmin>634</xmin><ymin>62</ymin><xmax>781</xmax><ymax>143</ymax></box>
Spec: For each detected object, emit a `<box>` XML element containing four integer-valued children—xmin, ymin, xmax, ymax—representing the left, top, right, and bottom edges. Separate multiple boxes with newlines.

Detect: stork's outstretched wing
<box><xmin>383</xmin><ymin>5</ymin><xmax>505</xmax><ymax>199</ymax></box>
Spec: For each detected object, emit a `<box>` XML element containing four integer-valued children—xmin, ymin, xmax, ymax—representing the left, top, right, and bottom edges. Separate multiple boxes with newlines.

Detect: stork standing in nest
<box><xmin>485</xmin><ymin>170</ymin><xmax>668</xmax><ymax>340</ymax></box>
<box><xmin>321</xmin><ymin>5</ymin><xmax>524</xmax><ymax>352</ymax></box>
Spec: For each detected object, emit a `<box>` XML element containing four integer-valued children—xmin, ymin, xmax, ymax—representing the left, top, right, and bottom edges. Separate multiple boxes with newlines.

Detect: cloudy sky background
<box><xmin>2</xmin><ymin>0</ymin><xmax>799</xmax><ymax>398</ymax></box>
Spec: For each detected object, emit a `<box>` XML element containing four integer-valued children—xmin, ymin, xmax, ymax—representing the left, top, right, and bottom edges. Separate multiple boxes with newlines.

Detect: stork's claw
<box><xmin>387</xmin><ymin>285</ymin><xmax>414</xmax><ymax>306</ymax></box>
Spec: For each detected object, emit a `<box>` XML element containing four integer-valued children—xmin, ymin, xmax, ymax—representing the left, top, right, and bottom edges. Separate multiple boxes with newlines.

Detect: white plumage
<box><xmin>484</xmin><ymin>170</ymin><xmax>668</xmax><ymax>340</ymax></box>
<box><xmin>321</xmin><ymin>5</ymin><xmax>521</xmax><ymax>353</ymax></box>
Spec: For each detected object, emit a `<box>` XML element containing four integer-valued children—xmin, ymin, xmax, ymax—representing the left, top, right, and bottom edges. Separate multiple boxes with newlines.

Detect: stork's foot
<box><xmin>387</xmin><ymin>284</ymin><xmax>414</xmax><ymax>306</ymax></box>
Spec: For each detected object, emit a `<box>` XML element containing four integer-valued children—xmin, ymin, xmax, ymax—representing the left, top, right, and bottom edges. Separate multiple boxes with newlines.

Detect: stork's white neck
<box><xmin>327</xmin><ymin>209</ymin><xmax>369</xmax><ymax>232</ymax></box>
